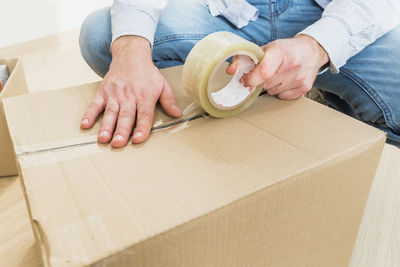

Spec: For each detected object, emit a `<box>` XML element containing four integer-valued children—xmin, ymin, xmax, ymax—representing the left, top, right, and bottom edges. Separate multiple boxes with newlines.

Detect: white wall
<box><xmin>0</xmin><ymin>0</ymin><xmax>112</xmax><ymax>48</ymax></box>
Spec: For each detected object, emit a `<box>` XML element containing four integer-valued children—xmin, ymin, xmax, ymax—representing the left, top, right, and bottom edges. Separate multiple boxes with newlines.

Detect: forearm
<box><xmin>111</xmin><ymin>0</ymin><xmax>168</xmax><ymax>47</ymax></box>
<box><xmin>299</xmin><ymin>0</ymin><xmax>400</xmax><ymax>73</ymax></box>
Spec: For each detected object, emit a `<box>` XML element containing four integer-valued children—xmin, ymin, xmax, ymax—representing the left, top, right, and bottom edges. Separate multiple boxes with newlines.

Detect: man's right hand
<box><xmin>80</xmin><ymin>36</ymin><xmax>182</xmax><ymax>148</ymax></box>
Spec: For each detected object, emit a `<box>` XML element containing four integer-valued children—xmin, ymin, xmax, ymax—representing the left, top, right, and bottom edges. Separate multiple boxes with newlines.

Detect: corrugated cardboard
<box><xmin>0</xmin><ymin>66</ymin><xmax>385</xmax><ymax>267</ymax></box>
<box><xmin>0</xmin><ymin>58</ymin><xmax>28</xmax><ymax>177</ymax></box>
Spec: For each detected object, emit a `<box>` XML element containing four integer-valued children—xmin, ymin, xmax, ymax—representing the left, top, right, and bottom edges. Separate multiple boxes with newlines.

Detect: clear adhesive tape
<box><xmin>183</xmin><ymin>31</ymin><xmax>265</xmax><ymax>118</ymax></box>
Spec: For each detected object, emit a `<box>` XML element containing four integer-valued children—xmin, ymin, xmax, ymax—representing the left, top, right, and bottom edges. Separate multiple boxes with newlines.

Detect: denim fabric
<box><xmin>79</xmin><ymin>0</ymin><xmax>400</xmax><ymax>146</ymax></box>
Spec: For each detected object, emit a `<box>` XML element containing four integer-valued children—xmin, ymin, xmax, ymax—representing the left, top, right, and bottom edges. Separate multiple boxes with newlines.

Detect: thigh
<box><xmin>79</xmin><ymin>7</ymin><xmax>113</xmax><ymax>77</ymax></box>
<box><xmin>153</xmin><ymin>0</ymin><xmax>273</xmax><ymax>68</ymax></box>
<box><xmin>314</xmin><ymin>25</ymin><xmax>400</xmax><ymax>146</ymax></box>
<box><xmin>274</xmin><ymin>0</ymin><xmax>324</xmax><ymax>39</ymax></box>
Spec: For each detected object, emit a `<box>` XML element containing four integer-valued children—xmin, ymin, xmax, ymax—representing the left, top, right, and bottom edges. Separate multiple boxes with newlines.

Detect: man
<box><xmin>79</xmin><ymin>0</ymin><xmax>400</xmax><ymax>148</ymax></box>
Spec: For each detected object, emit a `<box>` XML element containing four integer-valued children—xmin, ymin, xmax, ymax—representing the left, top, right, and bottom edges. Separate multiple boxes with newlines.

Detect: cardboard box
<box><xmin>0</xmin><ymin>66</ymin><xmax>385</xmax><ymax>267</ymax></box>
<box><xmin>0</xmin><ymin>58</ymin><xmax>29</xmax><ymax>177</ymax></box>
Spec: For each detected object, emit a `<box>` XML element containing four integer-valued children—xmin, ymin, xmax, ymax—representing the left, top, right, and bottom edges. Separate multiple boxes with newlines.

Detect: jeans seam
<box><xmin>340</xmin><ymin>67</ymin><xmax>400</xmax><ymax>133</ymax></box>
<box><xmin>154</xmin><ymin>34</ymin><xmax>208</xmax><ymax>46</ymax></box>
<box><xmin>269</xmin><ymin>1</ymin><xmax>277</xmax><ymax>40</ymax></box>
<box><xmin>272</xmin><ymin>0</ymin><xmax>290</xmax><ymax>17</ymax></box>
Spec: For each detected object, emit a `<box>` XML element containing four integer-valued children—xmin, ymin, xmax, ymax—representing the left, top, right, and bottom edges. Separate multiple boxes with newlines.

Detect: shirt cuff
<box><xmin>298</xmin><ymin>16</ymin><xmax>351</xmax><ymax>74</ymax></box>
<box><xmin>111</xmin><ymin>8</ymin><xmax>157</xmax><ymax>49</ymax></box>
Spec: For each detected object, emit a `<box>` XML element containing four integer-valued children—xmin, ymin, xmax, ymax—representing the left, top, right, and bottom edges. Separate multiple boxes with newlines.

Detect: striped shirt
<box><xmin>111</xmin><ymin>0</ymin><xmax>400</xmax><ymax>73</ymax></box>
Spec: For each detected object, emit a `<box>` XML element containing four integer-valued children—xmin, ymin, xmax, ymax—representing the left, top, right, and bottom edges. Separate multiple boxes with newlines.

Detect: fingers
<box><xmin>81</xmin><ymin>94</ymin><xmax>105</xmax><ymax>129</ymax></box>
<box><xmin>226</xmin><ymin>55</ymin><xmax>239</xmax><ymax>75</ymax></box>
<box><xmin>98</xmin><ymin>99</ymin><xmax>119</xmax><ymax>143</ymax></box>
<box><xmin>269</xmin><ymin>73</ymin><xmax>312</xmax><ymax>98</ymax></box>
<box><xmin>265</xmin><ymin>72</ymin><xmax>297</xmax><ymax>94</ymax></box>
<box><xmin>132</xmin><ymin>98</ymin><xmax>156</xmax><ymax>144</ymax></box>
<box><xmin>262</xmin><ymin>74</ymin><xmax>283</xmax><ymax>90</ymax></box>
<box><xmin>159</xmin><ymin>79</ymin><xmax>182</xmax><ymax>118</ymax></box>
<box><xmin>244</xmin><ymin>46</ymin><xmax>282</xmax><ymax>87</ymax></box>
<box><xmin>267</xmin><ymin>82</ymin><xmax>292</xmax><ymax>95</ymax></box>
<box><xmin>110</xmin><ymin>101</ymin><xmax>136</xmax><ymax>148</ymax></box>
<box><xmin>277</xmin><ymin>87</ymin><xmax>307</xmax><ymax>100</ymax></box>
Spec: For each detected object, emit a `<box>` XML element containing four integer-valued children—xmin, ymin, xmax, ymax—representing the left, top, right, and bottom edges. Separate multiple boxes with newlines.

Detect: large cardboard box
<box><xmin>0</xmin><ymin>66</ymin><xmax>385</xmax><ymax>267</ymax></box>
<box><xmin>0</xmin><ymin>58</ymin><xmax>28</xmax><ymax>177</ymax></box>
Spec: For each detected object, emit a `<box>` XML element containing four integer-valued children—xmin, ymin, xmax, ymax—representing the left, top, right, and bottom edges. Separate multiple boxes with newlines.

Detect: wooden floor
<box><xmin>0</xmin><ymin>30</ymin><xmax>399</xmax><ymax>267</ymax></box>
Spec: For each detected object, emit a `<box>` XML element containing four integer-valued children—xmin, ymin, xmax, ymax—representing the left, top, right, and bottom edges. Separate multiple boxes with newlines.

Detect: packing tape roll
<box><xmin>183</xmin><ymin>31</ymin><xmax>264</xmax><ymax>118</ymax></box>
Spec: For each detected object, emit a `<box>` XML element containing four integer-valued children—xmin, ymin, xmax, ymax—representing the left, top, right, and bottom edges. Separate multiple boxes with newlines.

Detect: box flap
<box><xmin>3</xmin><ymin>66</ymin><xmax>204</xmax><ymax>154</ymax></box>
<box><xmin>0</xmin><ymin>58</ymin><xmax>29</xmax><ymax>98</ymax></box>
<box><xmin>0</xmin><ymin>58</ymin><xmax>29</xmax><ymax>177</ymax></box>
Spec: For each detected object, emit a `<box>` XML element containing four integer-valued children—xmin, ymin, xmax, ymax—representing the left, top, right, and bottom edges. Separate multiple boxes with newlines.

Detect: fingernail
<box><xmin>113</xmin><ymin>135</ymin><xmax>124</xmax><ymax>141</ymax></box>
<box><xmin>99</xmin><ymin>131</ymin><xmax>109</xmax><ymax>137</ymax></box>
<box><xmin>81</xmin><ymin>119</ymin><xmax>88</xmax><ymax>125</ymax></box>
<box><xmin>133</xmin><ymin>132</ymin><xmax>143</xmax><ymax>139</ymax></box>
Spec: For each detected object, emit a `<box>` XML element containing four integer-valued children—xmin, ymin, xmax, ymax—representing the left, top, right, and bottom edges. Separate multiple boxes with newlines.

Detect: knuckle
<box><xmin>297</xmin><ymin>82</ymin><xmax>307</xmax><ymax>91</ymax></box>
<box><xmin>301</xmin><ymin>79</ymin><xmax>312</xmax><ymax>90</ymax></box>
<box><xmin>138</xmin><ymin>110</ymin><xmax>152</xmax><ymax>122</ymax></box>
<box><xmin>88</xmin><ymin>101</ymin><xmax>99</xmax><ymax>111</ymax></box>
<box><xmin>260</xmin><ymin>66</ymin><xmax>272</xmax><ymax>80</ymax></box>
<box><xmin>139</xmin><ymin>90</ymin><xmax>158</xmax><ymax>104</ymax></box>
<box><xmin>105</xmin><ymin>104</ymin><xmax>119</xmax><ymax>116</ymax></box>
<box><xmin>95</xmin><ymin>93</ymin><xmax>105</xmax><ymax>102</ymax></box>
<box><xmin>118</xmin><ymin>108</ymin><xmax>134</xmax><ymax>118</ymax></box>
<box><xmin>88</xmin><ymin>96</ymin><xmax>104</xmax><ymax>108</ymax></box>
<box><xmin>295</xmin><ymin>74</ymin><xmax>307</xmax><ymax>83</ymax></box>
<box><xmin>299</xmin><ymin>86</ymin><xmax>309</xmax><ymax>94</ymax></box>
<box><xmin>136</xmin><ymin>89</ymin><xmax>150</xmax><ymax>100</ymax></box>
<box><xmin>291</xmin><ymin>59</ymin><xmax>301</xmax><ymax>68</ymax></box>
<box><xmin>120</xmin><ymin>85</ymin><xmax>135</xmax><ymax>99</ymax></box>
<box><xmin>115</xmin><ymin>128</ymin><xmax>129</xmax><ymax>136</ymax></box>
<box><xmin>99</xmin><ymin>125</ymin><xmax>111</xmax><ymax>132</ymax></box>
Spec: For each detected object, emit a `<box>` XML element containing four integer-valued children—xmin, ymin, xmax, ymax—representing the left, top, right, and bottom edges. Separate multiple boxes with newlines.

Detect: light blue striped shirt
<box><xmin>111</xmin><ymin>0</ymin><xmax>400</xmax><ymax>73</ymax></box>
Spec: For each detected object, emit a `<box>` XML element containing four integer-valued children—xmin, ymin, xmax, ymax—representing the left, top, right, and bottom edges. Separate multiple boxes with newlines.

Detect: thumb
<box><xmin>159</xmin><ymin>79</ymin><xmax>182</xmax><ymax>118</ymax></box>
<box><xmin>226</xmin><ymin>55</ymin><xmax>239</xmax><ymax>75</ymax></box>
<box><xmin>244</xmin><ymin>46</ymin><xmax>282</xmax><ymax>87</ymax></box>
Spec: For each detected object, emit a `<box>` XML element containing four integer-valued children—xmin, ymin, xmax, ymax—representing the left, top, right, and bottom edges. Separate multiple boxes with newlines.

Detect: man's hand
<box><xmin>80</xmin><ymin>36</ymin><xmax>182</xmax><ymax>148</ymax></box>
<box><xmin>227</xmin><ymin>35</ymin><xmax>329</xmax><ymax>99</ymax></box>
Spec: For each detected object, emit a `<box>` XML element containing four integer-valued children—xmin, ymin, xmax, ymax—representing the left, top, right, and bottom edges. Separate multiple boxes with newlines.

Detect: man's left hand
<box><xmin>227</xmin><ymin>35</ymin><xmax>329</xmax><ymax>100</ymax></box>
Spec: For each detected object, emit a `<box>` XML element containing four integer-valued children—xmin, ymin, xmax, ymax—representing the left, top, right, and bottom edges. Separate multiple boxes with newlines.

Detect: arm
<box><xmin>237</xmin><ymin>0</ymin><xmax>400</xmax><ymax>99</ymax></box>
<box><xmin>111</xmin><ymin>0</ymin><xmax>168</xmax><ymax>46</ymax></box>
<box><xmin>81</xmin><ymin>0</ymin><xmax>182</xmax><ymax>148</ymax></box>
<box><xmin>299</xmin><ymin>0</ymin><xmax>400</xmax><ymax>73</ymax></box>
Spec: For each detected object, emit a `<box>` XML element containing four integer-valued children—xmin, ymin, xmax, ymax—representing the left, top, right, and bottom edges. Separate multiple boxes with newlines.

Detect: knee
<box><xmin>79</xmin><ymin>7</ymin><xmax>112</xmax><ymax>77</ymax></box>
<box><xmin>152</xmin><ymin>39</ymin><xmax>198</xmax><ymax>68</ymax></box>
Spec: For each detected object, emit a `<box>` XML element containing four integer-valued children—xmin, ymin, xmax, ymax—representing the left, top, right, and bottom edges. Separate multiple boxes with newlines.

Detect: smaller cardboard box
<box><xmin>1</xmin><ymin>66</ymin><xmax>386</xmax><ymax>267</ymax></box>
<box><xmin>0</xmin><ymin>58</ymin><xmax>28</xmax><ymax>177</ymax></box>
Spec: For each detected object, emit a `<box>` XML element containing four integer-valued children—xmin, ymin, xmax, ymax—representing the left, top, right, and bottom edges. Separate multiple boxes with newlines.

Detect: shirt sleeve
<box><xmin>298</xmin><ymin>0</ymin><xmax>400</xmax><ymax>73</ymax></box>
<box><xmin>111</xmin><ymin>0</ymin><xmax>168</xmax><ymax>47</ymax></box>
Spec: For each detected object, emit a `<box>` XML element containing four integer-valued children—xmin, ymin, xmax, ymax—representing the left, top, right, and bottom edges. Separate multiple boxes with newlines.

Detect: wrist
<box><xmin>111</xmin><ymin>36</ymin><xmax>152</xmax><ymax>61</ymax></box>
<box><xmin>296</xmin><ymin>34</ymin><xmax>329</xmax><ymax>69</ymax></box>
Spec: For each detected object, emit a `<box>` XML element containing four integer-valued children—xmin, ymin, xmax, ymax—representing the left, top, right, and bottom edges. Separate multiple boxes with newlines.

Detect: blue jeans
<box><xmin>79</xmin><ymin>0</ymin><xmax>400</xmax><ymax>146</ymax></box>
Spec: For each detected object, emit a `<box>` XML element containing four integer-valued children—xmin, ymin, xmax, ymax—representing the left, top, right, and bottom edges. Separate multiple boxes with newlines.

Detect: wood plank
<box><xmin>350</xmin><ymin>144</ymin><xmax>400</xmax><ymax>266</ymax></box>
<box><xmin>0</xmin><ymin>176</ymin><xmax>41</xmax><ymax>267</ymax></box>
<box><xmin>0</xmin><ymin>30</ymin><xmax>80</xmax><ymax>59</ymax></box>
